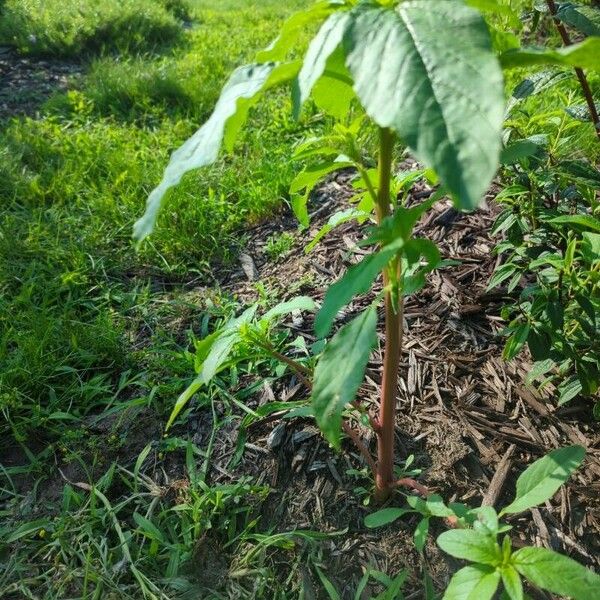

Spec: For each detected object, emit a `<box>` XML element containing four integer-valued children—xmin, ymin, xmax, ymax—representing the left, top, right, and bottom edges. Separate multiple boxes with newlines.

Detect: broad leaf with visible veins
<box><xmin>513</xmin><ymin>547</ymin><xmax>600</xmax><ymax>600</ymax></box>
<box><xmin>343</xmin><ymin>0</ymin><xmax>504</xmax><ymax>210</ymax></box>
<box><xmin>443</xmin><ymin>565</ymin><xmax>501</xmax><ymax>600</ymax></box>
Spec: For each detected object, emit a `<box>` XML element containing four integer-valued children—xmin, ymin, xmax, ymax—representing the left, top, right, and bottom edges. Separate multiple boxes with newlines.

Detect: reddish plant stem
<box><xmin>393</xmin><ymin>477</ymin><xmax>429</xmax><ymax>497</ymax></box>
<box><xmin>374</xmin><ymin>127</ymin><xmax>401</xmax><ymax>504</ymax></box>
<box><xmin>545</xmin><ymin>0</ymin><xmax>600</xmax><ymax>140</ymax></box>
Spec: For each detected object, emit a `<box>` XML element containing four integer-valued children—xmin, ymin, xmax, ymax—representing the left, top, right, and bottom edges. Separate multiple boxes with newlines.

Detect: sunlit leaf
<box><xmin>501</xmin><ymin>445</ymin><xmax>585</xmax><ymax>514</ymax></box>
<box><xmin>312</xmin><ymin>46</ymin><xmax>355</xmax><ymax>119</ymax></box>
<box><xmin>296</xmin><ymin>11</ymin><xmax>351</xmax><ymax>117</ymax></box>
<box><xmin>501</xmin><ymin>565</ymin><xmax>523</xmax><ymax>600</ymax></box>
<box><xmin>312</xmin><ymin>307</ymin><xmax>377</xmax><ymax>448</ymax></box>
<box><xmin>414</xmin><ymin>517</ymin><xmax>430</xmax><ymax>552</ymax></box>
<box><xmin>256</xmin><ymin>0</ymin><xmax>343</xmax><ymax>62</ymax></box>
<box><xmin>442</xmin><ymin>565</ymin><xmax>501</xmax><ymax>600</ymax></box>
<box><xmin>305</xmin><ymin>208</ymin><xmax>365</xmax><ymax>253</ymax></box>
<box><xmin>547</xmin><ymin>214</ymin><xmax>600</xmax><ymax>233</ymax></box>
<box><xmin>437</xmin><ymin>530</ymin><xmax>502</xmax><ymax>565</ymax></box>
<box><xmin>343</xmin><ymin>0</ymin><xmax>504</xmax><ymax>210</ymax></box>
<box><xmin>513</xmin><ymin>547</ymin><xmax>600</xmax><ymax>600</ymax></box>
<box><xmin>262</xmin><ymin>296</ymin><xmax>316</xmax><ymax>322</ymax></box>
<box><xmin>365</xmin><ymin>507</ymin><xmax>413</xmax><ymax>528</ymax></box>
<box><xmin>500</xmin><ymin>38</ymin><xmax>600</xmax><ymax>70</ymax></box>
<box><xmin>134</xmin><ymin>62</ymin><xmax>297</xmax><ymax>241</ymax></box>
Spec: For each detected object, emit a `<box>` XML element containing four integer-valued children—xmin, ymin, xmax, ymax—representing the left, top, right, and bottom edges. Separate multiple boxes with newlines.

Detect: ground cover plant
<box><xmin>1</xmin><ymin>0</ymin><xmax>600</xmax><ymax>598</ymax></box>
<box><xmin>0</xmin><ymin>0</ymin><xmax>191</xmax><ymax>56</ymax></box>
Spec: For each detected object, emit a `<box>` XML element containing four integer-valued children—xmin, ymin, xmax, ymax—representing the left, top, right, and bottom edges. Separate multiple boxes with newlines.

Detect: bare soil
<box><xmin>0</xmin><ymin>46</ymin><xmax>81</xmax><ymax>120</ymax></box>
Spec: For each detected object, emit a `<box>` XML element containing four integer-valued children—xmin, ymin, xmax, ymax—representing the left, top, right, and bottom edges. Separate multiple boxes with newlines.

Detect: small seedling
<box><xmin>366</xmin><ymin>445</ymin><xmax>600</xmax><ymax>600</ymax></box>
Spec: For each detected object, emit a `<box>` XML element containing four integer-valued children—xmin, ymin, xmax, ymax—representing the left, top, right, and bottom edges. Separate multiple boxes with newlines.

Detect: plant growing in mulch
<box><xmin>135</xmin><ymin>0</ymin><xmax>600</xmax><ymax>596</ymax></box>
<box><xmin>489</xmin><ymin>1</ymin><xmax>600</xmax><ymax>414</ymax></box>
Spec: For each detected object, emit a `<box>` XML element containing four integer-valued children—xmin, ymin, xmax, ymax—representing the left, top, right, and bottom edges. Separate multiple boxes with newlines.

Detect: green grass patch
<box><xmin>0</xmin><ymin>0</ymin><xmax>191</xmax><ymax>57</ymax></box>
<box><xmin>1</xmin><ymin>2</ymin><xmax>316</xmax><ymax>593</ymax></box>
<box><xmin>0</xmin><ymin>0</ymin><xmax>317</xmax><ymax>438</ymax></box>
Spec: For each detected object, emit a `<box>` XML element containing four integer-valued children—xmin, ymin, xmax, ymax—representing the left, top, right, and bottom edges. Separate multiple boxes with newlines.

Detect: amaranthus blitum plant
<box><xmin>134</xmin><ymin>0</ymin><xmax>600</xmax><ymax>502</ymax></box>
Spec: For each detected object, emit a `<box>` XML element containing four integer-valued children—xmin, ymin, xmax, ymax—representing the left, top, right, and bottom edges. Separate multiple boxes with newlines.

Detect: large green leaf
<box><xmin>437</xmin><ymin>530</ymin><xmax>502</xmax><ymax>566</ymax></box>
<box><xmin>312</xmin><ymin>307</ymin><xmax>377</xmax><ymax>448</ymax></box>
<box><xmin>296</xmin><ymin>11</ymin><xmax>351</xmax><ymax>116</ymax></box>
<box><xmin>500</xmin><ymin>37</ymin><xmax>600</xmax><ymax>70</ymax></box>
<box><xmin>548</xmin><ymin>214</ymin><xmax>600</xmax><ymax>233</ymax></box>
<box><xmin>343</xmin><ymin>1</ymin><xmax>504</xmax><ymax>210</ymax></box>
<box><xmin>557</xmin><ymin>2</ymin><xmax>600</xmax><ymax>37</ymax></box>
<box><xmin>501</xmin><ymin>445</ymin><xmax>585</xmax><ymax>515</ymax></box>
<box><xmin>134</xmin><ymin>62</ymin><xmax>297</xmax><ymax>241</ymax></box>
<box><xmin>312</xmin><ymin>46</ymin><xmax>355</xmax><ymax>119</ymax></box>
<box><xmin>442</xmin><ymin>565</ymin><xmax>501</xmax><ymax>600</ymax></box>
<box><xmin>315</xmin><ymin>239</ymin><xmax>403</xmax><ymax>338</ymax></box>
<box><xmin>513</xmin><ymin>547</ymin><xmax>600</xmax><ymax>600</ymax></box>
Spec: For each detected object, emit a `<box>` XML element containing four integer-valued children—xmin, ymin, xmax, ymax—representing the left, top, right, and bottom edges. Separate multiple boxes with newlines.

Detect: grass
<box><xmin>1</xmin><ymin>0</ymin><xmax>599</xmax><ymax>597</ymax></box>
<box><xmin>0</xmin><ymin>0</ymin><xmax>319</xmax><ymax>434</ymax></box>
<box><xmin>0</xmin><ymin>0</ymin><xmax>191</xmax><ymax>56</ymax></box>
<box><xmin>0</xmin><ymin>1</ymin><xmax>328</xmax><ymax>597</ymax></box>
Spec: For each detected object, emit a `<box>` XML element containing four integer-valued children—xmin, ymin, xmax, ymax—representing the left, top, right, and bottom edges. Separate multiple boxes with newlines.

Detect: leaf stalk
<box><xmin>545</xmin><ymin>0</ymin><xmax>600</xmax><ymax>140</ymax></box>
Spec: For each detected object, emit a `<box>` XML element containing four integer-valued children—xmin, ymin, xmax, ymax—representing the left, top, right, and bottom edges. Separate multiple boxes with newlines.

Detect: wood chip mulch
<box><xmin>193</xmin><ymin>164</ymin><xmax>600</xmax><ymax>597</ymax></box>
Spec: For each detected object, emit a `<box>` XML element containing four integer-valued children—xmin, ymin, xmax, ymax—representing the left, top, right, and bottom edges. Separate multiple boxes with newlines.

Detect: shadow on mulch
<box><xmin>6</xmin><ymin>163</ymin><xmax>598</xmax><ymax>598</ymax></box>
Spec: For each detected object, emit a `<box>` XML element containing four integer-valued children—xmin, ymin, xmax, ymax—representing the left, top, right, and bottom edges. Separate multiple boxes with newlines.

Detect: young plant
<box><xmin>366</xmin><ymin>445</ymin><xmax>600</xmax><ymax>600</ymax></box>
<box><xmin>544</xmin><ymin>0</ymin><xmax>600</xmax><ymax>139</ymax></box>
<box><xmin>490</xmin><ymin>5</ymin><xmax>600</xmax><ymax>410</ymax></box>
<box><xmin>134</xmin><ymin>0</ymin><xmax>598</xmax><ymax>501</ymax></box>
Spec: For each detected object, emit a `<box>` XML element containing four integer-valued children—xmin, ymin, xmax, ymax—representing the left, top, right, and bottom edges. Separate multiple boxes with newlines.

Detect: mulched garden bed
<box><xmin>187</xmin><ymin>165</ymin><xmax>600</xmax><ymax>597</ymax></box>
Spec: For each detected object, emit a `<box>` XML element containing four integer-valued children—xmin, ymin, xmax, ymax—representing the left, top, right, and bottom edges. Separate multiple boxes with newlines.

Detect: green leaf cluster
<box><xmin>136</xmin><ymin>0</ymin><xmax>506</xmax><ymax>240</ymax></box>
<box><xmin>365</xmin><ymin>446</ymin><xmax>599</xmax><ymax>600</ymax></box>
<box><xmin>165</xmin><ymin>297</ymin><xmax>315</xmax><ymax>429</ymax></box>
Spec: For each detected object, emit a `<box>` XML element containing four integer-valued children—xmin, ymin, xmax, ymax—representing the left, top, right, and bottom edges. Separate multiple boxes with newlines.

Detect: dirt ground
<box><xmin>0</xmin><ymin>46</ymin><xmax>81</xmax><ymax>120</ymax></box>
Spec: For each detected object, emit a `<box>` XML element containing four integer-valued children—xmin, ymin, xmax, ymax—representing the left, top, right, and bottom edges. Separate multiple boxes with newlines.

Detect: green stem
<box><xmin>373</xmin><ymin>127</ymin><xmax>401</xmax><ymax>504</ymax></box>
<box><xmin>252</xmin><ymin>337</ymin><xmax>313</xmax><ymax>390</ymax></box>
